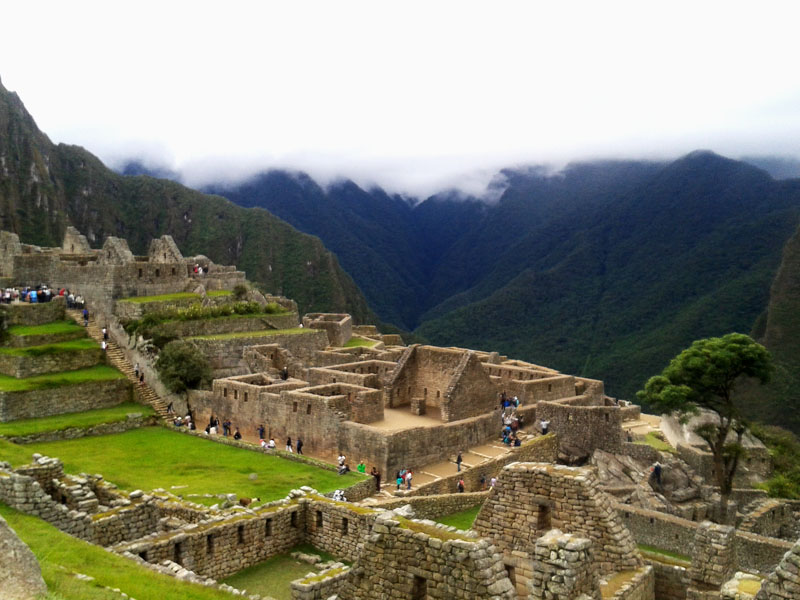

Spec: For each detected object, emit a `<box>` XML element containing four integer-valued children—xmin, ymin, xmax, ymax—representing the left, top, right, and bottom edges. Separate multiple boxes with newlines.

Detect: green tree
<box><xmin>155</xmin><ymin>340</ymin><xmax>211</xmax><ymax>394</ymax></box>
<box><xmin>637</xmin><ymin>333</ymin><xmax>773</xmax><ymax>521</ymax></box>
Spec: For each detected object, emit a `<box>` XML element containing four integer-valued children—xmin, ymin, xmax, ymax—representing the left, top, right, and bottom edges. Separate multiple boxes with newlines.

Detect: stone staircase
<box><xmin>66</xmin><ymin>309</ymin><xmax>171</xmax><ymax>422</ymax></box>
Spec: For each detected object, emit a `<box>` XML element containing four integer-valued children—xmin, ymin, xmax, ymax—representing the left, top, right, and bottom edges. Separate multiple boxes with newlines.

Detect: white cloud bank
<box><xmin>2</xmin><ymin>0</ymin><xmax>800</xmax><ymax>197</ymax></box>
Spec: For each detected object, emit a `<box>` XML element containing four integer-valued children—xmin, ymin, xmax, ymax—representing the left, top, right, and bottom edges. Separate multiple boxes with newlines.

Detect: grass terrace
<box><xmin>343</xmin><ymin>336</ymin><xmax>377</xmax><ymax>348</ymax></box>
<box><xmin>206</xmin><ymin>289</ymin><xmax>233</xmax><ymax>297</ymax></box>
<box><xmin>2</xmin><ymin>427</ymin><xmax>365</xmax><ymax>502</ymax></box>
<box><xmin>0</xmin><ymin>402</ymin><xmax>154</xmax><ymax>438</ymax></box>
<box><xmin>635</xmin><ymin>431</ymin><xmax>677</xmax><ymax>454</ymax></box>
<box><xmin>222</xmin><ymin>543</ymin><xmax>339</xmax><ymax>600</ymax></box>
<box><xmin>0</xmin><ymin>504</ymin><xmax>236</xmax><ymax>600</ymax></box>
<box><xmin>0</xmin><ymin>338</ymin><xmax>99</xmax><ymax>357</ymax></box>
<box><xmin>7</xmin><ymin>320</ymin><xmax>84</xmax><ymax>337</ymax></box>
<box><xmin>435</xmin><ymin>505</ymin><xmax>481</xmax><ymax>530</ymax></box>
<box><xmin>118</xmin><ymin>292</ymin><xmax>199</xmax><ymax>303</ymax></box>
<box><xmin>189</xmin><ymin>327</ymin><xmax>310</xmax><ymax>341</ymax></box>
<box><xmin>0</xmin><ymin>365</ymin><xmax>125</xmax><ymax>392</ymax></box>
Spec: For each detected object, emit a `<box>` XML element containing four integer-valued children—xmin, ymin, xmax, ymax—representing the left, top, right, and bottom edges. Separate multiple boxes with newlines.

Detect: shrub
<box><xmin>155</xmin><ymin>340</ymin><xmax>211</xmax><ymax>393</ymax></box>
<box><xmin>233</xmin><ymin>283</ymin><xmax>248</xmax><ymax>301</ymax></box>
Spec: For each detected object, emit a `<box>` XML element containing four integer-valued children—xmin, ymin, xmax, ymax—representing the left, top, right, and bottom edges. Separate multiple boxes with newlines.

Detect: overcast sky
<box><xmin>2</xmin><ymin>1</ymin><xmax>799</xmax><ymax>197</ymax></box>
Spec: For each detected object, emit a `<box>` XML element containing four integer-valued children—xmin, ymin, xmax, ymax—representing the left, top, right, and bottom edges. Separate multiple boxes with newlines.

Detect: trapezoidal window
<box><xmin>223</xmin><ymin>388</ymin><xmax>227</xmax><ymax>398</ymax></box>
<box><xmin>316</xmin><ymin>510</ymin><xmax>323</xmax><ymax>527</ymax></box>
<box><xmin>290</xmin><ymin>511</ymin><xmax>298</xmax><ymax>528</ymax></box>
<box><xmin>173</xmin><ymin>541</ymin><xmax>183</xmax><ymax>565</ymax></box>
<box><xmin>265</xmin><ymin>518</ymin><xmax>273</xmax><ymax>537</ymax></box>
<box><xmin>536</xmin><ymin>504</ymin><xmax>551</xmax><ymax>530</ymax></box>
<box><xmin>342</xmin><ymin>517</ymin><xmax>349</xmax><ymax>535</ymax></box>
<box><xmin>171</xmin><ymin>267</ymin><xmax>176</xmax><ymax>275</ymax></box>
<box><xmin>306</xmin><ymin>404</ymin><xmax>311</xmax><ymax>415</ymax></box>
<box><xmin>411</xmin><ymin>575</ymin><xmax>427</xmax><ymax>600</ymax></box>
<box><xmin>237</xmin><ymin>524</ymin><xmax>244</xmax><ymax>545</ymax></box>
<box><xmin>138</xmin><ymin>268</ymin><xmax>143</xmax><ymax>278</ymax></box>
<box><xmin>234</xmin><ymin>389</ymin><xmax>238</xmax><ymax>400</ymax></box>
<box><xmin>155</xmin><ymin>268</ymin><xmax>160</xmax><ymax>277</ymax></box>
<box><xmin>244</xmin><ymin>392</ymin><xmax>248</xmax><ymax>402</ymax></box>
<box><xmin>206</xmin><ymin>534</ymin><xmax>214</xmax><ymax>556</ymax></box>
<box><xmin>293</xmin><ymin>402</ymin><xmax>298</xmax><ymax>413</ymax></box>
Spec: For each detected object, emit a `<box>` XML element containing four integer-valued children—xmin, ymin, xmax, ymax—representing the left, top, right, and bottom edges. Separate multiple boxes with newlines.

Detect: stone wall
<box><xmin>115</xmin><ymin>501</ymin><xmax>306</xmax><ymax>580</ymax></box>
<box><xmin>646</xmin><ymin>558</ymin><xmax>689</xmax><ymax>600</ymax></box>
<box><xmin>0</xmin><ymin>345</ymin><xmax>103</xmax><ymax>378</ymax></box>
<box><xmin>376</xmin><ymin>492</ymin><xmax>488</xmax><ymax>520</ymax></box>
<box><xmin>114</xmin><ymin>295</ymin><xmax>200</xmax><ymax>321</ymax></box>
<box><xmin>385</xmin><ymin>346</ymin><xmax>498</xmax><ymax>422</ymax></box>
<box><xmin>677</xmin><ymin>443</ymin><xmax>772</xmax><ymax>488</ymax></box>
<box><xmin>0</xmin><ymin>378</ymin><xmax>131</xmax><ymax>422</ymax></box>
<box><xmin>536</xmin><ymin>395</ymin><xmax>624</xmax><ymax>455</ymax></box>
<box><xmin>193</xmin><ymin>330</ymin><xmax>328</xmax><ymax>377</ymax></box>
<box><xmin>1</xmin><ymin>297</ymin><xmax>65</xmax><ymax>326</ymax></box>
<box><xmin>340</xmin><ymin>511</ymin><xmax>516</xmax><ymax>599</ymax></box>
<box><xmin>474</xmin><ymin>462</ymin><xmax>642</xmax><ymax>595</ymax></box>
<box><xmin>399</xmin><ymin>433</ymin><xmax>557</xmax><ymax>497</ymax></box>
<box><xmin>4</xmin><ymin>413</ymin><xmax>158</xmax><ymax>444</ymax></box>
<box><xmin>304</xmin><ymin>497</ymin><xmax>377</xmax><ymax>562</ymax></box>
<box><xmin>738</xmin><ymin>499</ymin><xmax>795</xmax><ymax>539</ymax></box>
<box><xmin>291</xmin><ymin>565</ymin><xmax>350</xmax><ymax>600</ymax></box>
<box><xmin>155</xmin><ymin>314</ymin><xmax>300</xmax><ymax>339</ymax></box>
<box><xmin>756</xmin><ymin>538</ymin><xmax>800</xmax><ymax>599</ymax></box>
<box><xmin>379</xmin><ymin>404</ymin><xmax>539</xmax><ymax>482</ymax></box>
<box><xmin>302</xmin><ymin>313</ymin><xmax>352</xmax><ymax>347</ymax></box>
<box><xmin>7</xmin><ymin>328</ymin><xmax>86</xmax><ymax>348</ymax></box>
<box><xmin>529</xmin><ymin>530</ymin><xmax>601</xmax><ymax>600</ymax></box>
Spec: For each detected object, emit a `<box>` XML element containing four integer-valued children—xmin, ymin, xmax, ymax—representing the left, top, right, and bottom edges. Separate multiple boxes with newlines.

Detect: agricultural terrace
<box><xmin>0</xmin><ymin>365</ymin><xmax>125</xmax><ymax>392</ymax></box>
<box><xmin>2</xmin><ymin>427</ymin><xmax>365</xmax><ymax>504</ymax></box>
<box><xmin>0</xmin><ymin>402</ymin><xmax>154</xmax><ymax>437</ymax></box>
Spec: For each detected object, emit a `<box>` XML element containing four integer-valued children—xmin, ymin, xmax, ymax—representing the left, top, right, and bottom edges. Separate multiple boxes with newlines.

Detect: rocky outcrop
<box><xmin>0</xmin><ymin>514</ymin><xmax>47</xmax><ymax>599</ymax></box>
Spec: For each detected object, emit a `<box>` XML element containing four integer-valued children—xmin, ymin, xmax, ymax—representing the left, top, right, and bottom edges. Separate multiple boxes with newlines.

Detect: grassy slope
<box><xmin>117</xmin><ymin>292</ymin><xmax>199</xmax><ymax>303</ymax></box>
<box><xmin>4</xmin><ymin>427</ymin><xmax>364</xmax><ymax>500</ymax></box>
<box><xmin>435</xmin><ymin>505</ymin><xmax>481</xmax><ymax>530</ymax></box>
<box><xmin>0</xmin><ymin>402</ymin><xmax>153</xmax><ymax>437</ymax></box>
<box><xmin>0</xmin><ymin>365</ymin><xmax>124</xmax><ymax>392</ymax></box>
<box><xmin>8</xmin><ymin>320</ymin><xmax>85</xmax><ymax>336</ymax></box>
<box><xmin>0</xmin><ymin>504</ymin><xmax>236</xmax><ymax>600</ymax></box>
<box><xmin>0</xmin><ymin>337</ymin><xmax>98</xmax><ymax>356</ymax></box>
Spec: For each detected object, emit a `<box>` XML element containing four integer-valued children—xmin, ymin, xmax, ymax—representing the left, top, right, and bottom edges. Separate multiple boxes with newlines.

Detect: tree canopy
<box><xmin>637</xmin><ymin>332</ymin><xmax>773</xmax><ymax>520</ymax></box>
<box><xmin>155</xmin><ymin>340</ymin><xmax>211</xmax><ymax>394</ymax></box>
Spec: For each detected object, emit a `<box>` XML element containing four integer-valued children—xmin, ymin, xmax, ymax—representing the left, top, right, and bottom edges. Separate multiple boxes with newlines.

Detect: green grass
<box><xmin>0</xmin><ymin>403</ymin><xmax>153</xmax><ymax>438</ymax></box>
<box><xmin>0</xmin><ymin>503</ymin><xmax>237</xmax><ymax>600</ymax></box>
<box><xmin>189</xmin><ymin>327</ymin><xmax>311</xmax><ymax>341</ymax></box>
<box><xmin>0</xmin><ymin>437</ymin><xmax>35</xmax><ymax>465</ymax></box>
<box><xmin>206</xmin><ymin>290</ymin><xmax>232</xmax><ymax>297</ymax></box>
<box><xmin>634</xmin><ymin>431</ymin><xmax>676</xmax><ymax>454</ymax></box>
<box><xmin>7</xmin><ymin>427</ymin><xmax>365</xmax><ymax>500</ymax></box>
<box><xmin>435</xmin><ymin>505</ymin><xmax>482</xmax><ymax>530</ymax></box>
<box><xmin>7</xmin><ymin>320</ymin><xmax>84</xmax><ymax>337</ymax></box>
<box><xmin>0</xmin><ymin>338</ymin><xmax>99</xmax><ymax>357</ymax></box>
<box><xmin>222</xmin><ymin>543</ymin><xmax>337</xmax><ymax>600</ymax></box>
<box><xmin>343</xmin><ymin>336</ymin><xmax>377</xmax><ymax>348</ymax></box>
<box><xmin>0</xmin><ymin>365</ymin><xmax>125</xmax><ymax>392</ymax></box>
<box><xmin>118</xmin><ymin>292</ymin><xmax>199</xmax><ymax>303</ymax></box>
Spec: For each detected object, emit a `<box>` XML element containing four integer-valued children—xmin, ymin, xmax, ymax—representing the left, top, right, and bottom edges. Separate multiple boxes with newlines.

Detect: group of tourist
<box><xmin>1</xmin><ymin>285</ymin><xmax>86</xmax><ymax>307</ymax></box>
<box><xmin>395</xmin><ymin>468</ymin><xmax>414</xmax><ymax>490</ymax></box>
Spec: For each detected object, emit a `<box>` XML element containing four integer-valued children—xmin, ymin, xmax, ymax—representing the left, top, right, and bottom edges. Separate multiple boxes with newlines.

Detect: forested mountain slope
<box><xmin>0</xmin><ymin>78</ymin><xmax>375</xmax><ymax>322</ymax></box>
<box><xmin>212</xmin><ymin>153</ymin><xmax>800</xmax><ymax>408</ymax></box>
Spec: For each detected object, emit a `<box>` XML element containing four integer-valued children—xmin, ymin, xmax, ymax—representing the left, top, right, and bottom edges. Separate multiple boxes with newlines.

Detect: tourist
<box><xmin>223</xmin><ymin>419</ymin><xmax>232</xmax><ymax>436</ymax></box>
<box><xmin>456</xmin><ymin>451</ymin><xmax>463</xmax><ymax>472</ymax></box>
<box><xmin>268</xmin><ymin>438</ymin><xmax>276</xmax><ymax>449</ymax></box>
<box><xmin>513</xmin><ymin>435</ymin><xmax>521</xmax><ymax>447</ymax></box>
<box><xmin>396</xmin><ymin>474</ymin><xmax>403</xmax><ymax>490</ymax></box>
<box><xmin>338</xmin><ymin>453</ymin><xmax>346</xmax><ymax>468</ymax></box>
<box><xmin>167</xmin><ymin>402</ymin><xmax>174</xmax><ymax>415</ymax></box>
<box><xmin>405</xmin><ymin>470</ymin><xmax>413</xmax><ymax>490</ymax></box>
<box><xmin>134</xmin><ymin>362</ymin><xmax>140</xmax><ymax>379</ymax></box>
<box><xmin>281</xmin><ymin>366</ymin><xmax>289</xmax><ymax>380</ymax></box>
<box><xmin>653</xmin><ymin>461</ymin><xmax>662</xmax><ymax>486</ymax></box>
<box><xmin>102</xmin><ymin>326</ymin><xmax>109</xmax><ymax>341</ymax></box>
<box><xmin>457</xmin><ymin>478</ymin><xmax>465</xmax><ymax>493</ymax></box>
<box><xmin>286</xmin><ymin>437</ymin><xmax>293</xmax><ymax>452</ymax></box>
<box><xmin>296</xmin><ymin>438</ymin><xmax>303</xmax><ymax>455</ymax></box>
<box><xmin>338</xmin><ymin>463</ymin><xmax>350</xmax><ymax>475</ymax></box>
<box><xmin>82</xmin><ymin>307</ymin><xmax>89</xmax><ymax>326</ymax></box>
<box><xmin>139</xmin><ymin>373</ymin><xmax>144</xmax><ymax>385</ymax></box>
<box><xmin>540</xmin><ymin>419</ymin><xmax>550</xmax><ymax>435</ymax></box>
<box><xmin>233</xmin><ymin>428</ymin><xmax>242</xmax><ymax>440</ymax></box>
<box><xmin>258</xmin><ymin>424</ymin><xmax>265</xmax><ymax>440</ymax></box>
<box><xmin>371</xmin><ymin>467</ymin><xmax>381</xmax><ymax>491</ymax></box>
<box><xmin>260</xmin><ymin>438</ymin><xmax>267</xmax><ymax>449</ymax></box>
<box><xmin>490</xmin><ymin>477</ymin><xmax>497</xmax><ymax>488</ymax></box>
<box><xmin>101</xmin><ymin>340</ymin><xmax>107</xmax><ymax>352</ymax></box>
<box><xmin>357</xmin><ymin>461</ymin><xmax>366</xmax><ymax>474</ymax></box>
<box><xmin>480</xmin><ymin>474</ymin><xmax>487</xmax><ymax>490</ymax></box>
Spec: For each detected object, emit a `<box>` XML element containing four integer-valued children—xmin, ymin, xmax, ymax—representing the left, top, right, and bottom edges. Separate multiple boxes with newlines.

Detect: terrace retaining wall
<box><xmin>0</xmin><ymin>378</ymin><xmax>132</xmax><ymax>422</ymax></box>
